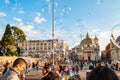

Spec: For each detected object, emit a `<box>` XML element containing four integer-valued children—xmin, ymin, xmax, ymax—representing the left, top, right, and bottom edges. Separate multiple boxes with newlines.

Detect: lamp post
<box><xmin>52</xmin><ymin>0</ymin><xmax>55</xmax><ymax>65</ymax></box>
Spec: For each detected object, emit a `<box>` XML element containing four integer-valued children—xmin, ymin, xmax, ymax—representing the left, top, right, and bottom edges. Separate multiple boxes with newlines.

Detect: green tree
<box><xmin>11</xmin><ymin>26</ymin><xmax>26</xmax><ymax>56</ymax></box>
<box><xmin>1</xmin><ymin>24</ymin><xmax>15</xmax><ymax>46</ymax></box>
<box><xmin>0</xmin><ymin>40</ymin><xmax>2</xmax><ymax>47</ymax></box>
<box><xmin>11</xmin><ymin>26</ymin><xmax>26</xmax><ymax>44</ymax></box>
<box><xmin>0</xmin><ymin>24</ymin><xmax>15</xmax><ymax>56</ymax></box>
<box><xmin>0</xmin><ymin>40</ymin><xmax>2</xmax><ymax>56</ymax></box>
<box><xmin>0</xmin><ymin>24</ymin><xmax>26</xmax><ymax>56</ymax></box>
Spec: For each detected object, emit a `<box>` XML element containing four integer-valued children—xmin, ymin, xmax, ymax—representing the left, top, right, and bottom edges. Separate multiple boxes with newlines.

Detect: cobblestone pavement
<box><xmin>25</xmin><ymin>70</ymin><xmax>86</xmax><ymax>80</ymax></box>
<box><xmin>25</xmin><ymin>70</ymin><xmax>120</xmax><ymax>80</ymax></box>
<box><xmin>25</xmin><ymin>70</ymin><xmax>42</xmax><ymax>80</ymax></box>
<box><xmin>0</xmin><ymin>69</ymin><xmax>120</xmax><ymax>80</ymax></box>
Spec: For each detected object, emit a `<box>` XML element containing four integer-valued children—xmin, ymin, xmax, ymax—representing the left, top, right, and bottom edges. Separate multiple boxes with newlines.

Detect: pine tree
<box><xmin>0</xmin><ymin>24</ymin><xmax>26</xmax><ymax>56</ymax></box>
<box><xmin>1</xmin><ymin>24</ymin><xmax>15</xmax><ymax>46</ymax></box>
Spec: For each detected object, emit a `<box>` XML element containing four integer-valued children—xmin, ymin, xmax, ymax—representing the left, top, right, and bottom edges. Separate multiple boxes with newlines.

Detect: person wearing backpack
<box><xmin>2</xmin><ymin>62</ymin><xmax>10</xmax><ymax>75</ymax></box>
<box><xmin>2</xmin><ymin>58</ymin><xmax>27</xmax><ymax>80</ymax></box>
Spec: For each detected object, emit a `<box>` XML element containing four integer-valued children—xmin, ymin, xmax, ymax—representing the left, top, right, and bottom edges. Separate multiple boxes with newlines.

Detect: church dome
<box><xmin>80</xmin><ymin>33</ymin><xmax>94</xmax><ymax>45</ymax></box>
<box><xmin>81</xmin><ymin>38</ymin><xmax>93</xmax><ymax>45</ymax></box>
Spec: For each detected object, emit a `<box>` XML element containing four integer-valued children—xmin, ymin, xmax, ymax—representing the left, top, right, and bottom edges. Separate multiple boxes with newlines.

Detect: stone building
<box><xmin>104</xmin><ymin>35</ymin><xmax>120</xmax><ymax>61</ymax></box>
<box><xmin>80</xmin><ymin>33</ymin><xmax>100</xmax><ymax>61</ymax></box>
<box><xmin>18</xmin><ymin>39</ymin><xmax>69</xmax><ymax>59</ymax></box>
<box><xmin>71</xmin><ymin>33</ymin><xmax>100</xmax><ymax>61</ymax></box>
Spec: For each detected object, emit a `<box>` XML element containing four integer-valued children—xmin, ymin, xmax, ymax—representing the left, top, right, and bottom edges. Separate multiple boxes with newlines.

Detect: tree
<box><xmin>11</xmin><ymin>26</ymin><xmax>26</xmax><ymax>56</ymax></box>
<box><xmin>0</xmin><ymin>24</ymin><xmax>15</xmax><ymax>56</ymax></box>
<box><xmin>0</xmin><ymin>24</ymin><xmax>26</xmax><ymax>56</ymax></box>
<box><xmin>11</xmin><ymin>26</ymin><xmax>26</xmax><ymax>45</ymax></box>
<box><xmin>1</xmin><ymin>24</ymin><xmax>15</xmax><ymax>46</ymax></box>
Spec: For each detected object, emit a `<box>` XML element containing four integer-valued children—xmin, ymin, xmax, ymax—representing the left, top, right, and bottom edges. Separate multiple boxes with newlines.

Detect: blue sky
<box><xmin>0</xmin><ymin>0</ymin><xmax>120</xmax><ymax>51</ymax></box>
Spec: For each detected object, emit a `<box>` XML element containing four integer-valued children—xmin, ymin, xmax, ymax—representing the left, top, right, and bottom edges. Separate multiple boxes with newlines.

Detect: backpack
<box><xmin>2</xmin><ymin>67</ymin><xmax>9</xmax><ymax>75</ymax></box>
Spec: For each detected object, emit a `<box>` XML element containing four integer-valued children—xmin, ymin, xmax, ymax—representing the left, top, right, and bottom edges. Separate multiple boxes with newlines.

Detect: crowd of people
<box><xmin>41</xmin><ymin>61</ymin><xmax>81</xmax><ymax>80</ymax></box>
<box><xmin>0</xmin><ymin>58</ymin><xmax>120</xmax><ymax>80</ymax></box>
<box><xmin>40</xmin><ymin>59</ymin><xmax>120</xmax><ymax>80</ymax></box>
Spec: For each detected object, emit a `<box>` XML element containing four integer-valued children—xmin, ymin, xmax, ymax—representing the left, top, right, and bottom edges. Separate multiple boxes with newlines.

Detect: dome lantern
<box><xmin>86</xmin><ymin>32</ymin><xmax>90</xmax><ymax>38</ymax></box>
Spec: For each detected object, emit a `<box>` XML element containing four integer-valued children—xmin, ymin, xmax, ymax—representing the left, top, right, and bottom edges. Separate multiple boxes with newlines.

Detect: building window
<box><xmin>29</xmin><ymin>48</ymin><xmax>31</xmax><ymax>50</ymax></box>
<box><xmin>87</xmin><ymin>45</ymin><xmax>90</xmax><ymax>47</ymax></box>
<box><xmin>48</xmin><ymin>48</ymin><xmax>51</xmax><ymax>50</ymax></box>
<box><xmin>36</xmin><ymin>47</ymin><xmax>39</xmax><ymax>50</ymax></box>
<box><xmin>44</xmin><ymin>43</ymin><xmax>47</xmax><ymax>45</ymax></box>
<box><xmin>33</xmin><ymin>47</ymin><xmax>35</xmax><ymax>50</ymax></box>
<box><xmin>44</xmin><ymin>48</ymin><xmax>46</xmax><ymax>50</ymax></box>
<box><xmin>33</xmin><ymin>43</ymin><xmax>35</xmax><ymax>46</ymax></box>
<box><xmin>37</xmin><ymin>43</ymin><xmax>39</xmax><ymax>45</ymax></box>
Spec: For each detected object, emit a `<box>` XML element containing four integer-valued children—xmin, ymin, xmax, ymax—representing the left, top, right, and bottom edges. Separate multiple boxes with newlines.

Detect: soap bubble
<box><xmin>61</xmin><ymin>5</ymin><xmax>71</xmax><ymax>16</ymax></box>
<box><xmin>55</xmin><ymin>17</ymin><xmax>63</xmax><ymax>25</ymax></box>
<box><xmin>111</xmin><ymin>24</ymin><xmax>120</xmax><ymax>48</ymax></box>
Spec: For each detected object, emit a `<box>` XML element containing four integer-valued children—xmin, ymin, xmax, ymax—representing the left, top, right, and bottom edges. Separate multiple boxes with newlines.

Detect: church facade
<box><xmin>80</xmin><ymin>33</ymin><xmax>100</xmax><ymax>61</ymax></box>
<box><xmin>71</xmin><ymin>33</ymin><xmax>100</xmax><ymax>61</ymax></box>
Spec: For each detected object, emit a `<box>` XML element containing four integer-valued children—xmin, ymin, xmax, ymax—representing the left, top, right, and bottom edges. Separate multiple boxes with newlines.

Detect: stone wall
<box><xmin>0</xmin><ymin>56</ymin><xmax>41</xmax><ymax>65</ymax></box>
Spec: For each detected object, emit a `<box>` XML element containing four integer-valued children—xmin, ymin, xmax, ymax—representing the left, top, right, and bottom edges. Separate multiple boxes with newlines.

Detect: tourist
<box><xmin>41</xmin><ymin>66</ymin><xmax>54</xmax><ymax>80</ymax></box>
<box><xmin>2</xmin><ymin>62</ymin><xmax>10</xmax><ymax>75</ymax></box>
<box><xmin>87</xmin><ymin>66</ymin><xmax>119</xmax><ymax>80</ymax></box>
<box><xmin>2</xmin><ymin>58</ymin><xmax>27</xmax><ymax>80</ymax></box>
<box><xmin>61</xmin><ymin>65</ymin><xmax>71</xmax><ymax>80</ymax></box>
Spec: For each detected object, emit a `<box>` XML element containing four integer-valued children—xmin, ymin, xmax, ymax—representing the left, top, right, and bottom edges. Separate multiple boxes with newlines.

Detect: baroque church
<box><xmin>71</xmin><ymin>33</ymin><xmax>100</xmax><ymax>61</ymax></box>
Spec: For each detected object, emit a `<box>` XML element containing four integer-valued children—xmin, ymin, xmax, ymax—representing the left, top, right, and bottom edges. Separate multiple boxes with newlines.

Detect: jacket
<box><xmin>2</xmin><ymin>68</ymin><xmax>20</xmax><ymax>80</ymax></box>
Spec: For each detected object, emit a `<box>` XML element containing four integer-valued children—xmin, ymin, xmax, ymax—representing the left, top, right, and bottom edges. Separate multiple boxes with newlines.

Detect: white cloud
<box><xmin>97</xmin><ymin>31</ymin><xmax>111</xmax><ymax>50</ymax></box>
<box><xmin>0</xmin><ymin>12</ymin><xmax>7</xmax><ymax>17</ymax></box>
<box><xmin>18</xmin><ymin>10</ymin><xmax>25</xmax><ymax>14</ymax></box>
<box><xmin>18</xmin><ymin>23</ymin><xmax>34</xmax><ymax>32</ymax></box>
<box><xmin>17</xmin><ymin>23</ymin><xmax>42</xmax><ymax>40</ymax></box>
<box><xmin>13</xmin><ymin>17</ymin><xmax>22</xmax><ymax>22</ymax></box>
<box><xmin>99</xmin><ymin>31</ymin><xmax>110</xmax><ymax>39</ymax></box>
<box><xmin>0</xmin><ymin>28</ymin><xmax>4</xmax><ymax>39</ymax></box>
<box><xmin>34</xmin><ymin>16</ymin><xmax>47</xmax><ymax>24</ymax></box>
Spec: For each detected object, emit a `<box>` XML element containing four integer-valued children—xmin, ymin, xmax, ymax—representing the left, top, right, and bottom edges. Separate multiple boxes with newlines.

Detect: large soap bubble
<box><xmin>111</xmin><ymin>24</ymin><xmax>120</xmax><ymax>48</ymax></box>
